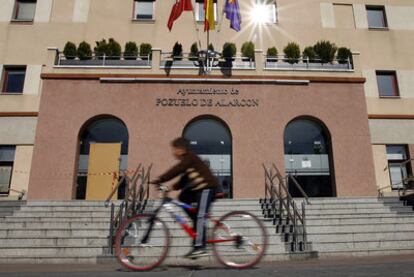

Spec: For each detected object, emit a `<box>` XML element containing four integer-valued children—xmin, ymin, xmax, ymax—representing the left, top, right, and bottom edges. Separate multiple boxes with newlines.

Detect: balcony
<box><xmin>47</xmin><ymin>48</ymin><xmax>360</xmax><ymax>77</ymax></box>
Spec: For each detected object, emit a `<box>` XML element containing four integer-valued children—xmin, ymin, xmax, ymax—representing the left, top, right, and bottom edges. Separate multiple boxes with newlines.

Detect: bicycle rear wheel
<box><xmin>212</xmin><ymin>211</ymin><xmax>268</xmax><ymax>269</ymax></box>
<box><xmin>114</xmin><ymin>214</ymin><xmax>170</xmax><ymax>271</ymax></box>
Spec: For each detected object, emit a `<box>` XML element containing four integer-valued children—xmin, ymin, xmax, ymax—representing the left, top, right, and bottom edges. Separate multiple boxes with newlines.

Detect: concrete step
<box><xmin>316</xmin><ymin>246</ymin><xmax>414</xmax><ymax>258</ymax></box>
<box><xmin>0</xmin><ymin>221</ymin><xmax>110</xmax><ymax>229</ymax></box>
<box><xmin>0</xmin><ymin>229</ymin><xmax>108</xmax><ymax>238</ymax></box>
<box><xmin>308</xmin><ymin>230</ymin><xmax>414</xmax><ymax>242</ymax></box>
<box><xmin>313</xmin><ymin>240</ymin><xmax>414</xmax><ymax>251</ymax></box>
<box><xmin>294</xmin><ymin>197</ymin><xmax>400</xmax><ymax>204</ymax></box>
<box><xmin>307</xmin><ymin>223</ymin><xmax>414</xmax><ymax>233</ymax></box>
<box><xmin>305</xmin><ymin>207</ymin><xmax>412</xmax><ymax>215</ymax></box>
<box><xmin>306</xmin><ymin>211</ymin><xmax>414</xmax><ymax>219</ymax></box>
<box><xmin>0</xmin><ymin>246</ymin><xmax>105</xmax><ymax>257</ymax></box>
<box><xmin>306</xmin><ymin>215</ymin><xmax>414</xmax><ymax>225</ymax></box>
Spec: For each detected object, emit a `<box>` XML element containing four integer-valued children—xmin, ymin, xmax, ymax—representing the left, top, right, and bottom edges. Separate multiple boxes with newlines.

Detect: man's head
<box><xmin>171</xmin><ymin>137</ymin><xmax>190</xmax><ymax>158</ymax></box>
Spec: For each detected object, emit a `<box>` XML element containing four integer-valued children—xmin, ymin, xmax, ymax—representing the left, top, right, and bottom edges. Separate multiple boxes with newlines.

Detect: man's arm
<box><xmin>157</xmin><ymin>158</ymin><xmax>192</xmax><ymax>183</ymax></box>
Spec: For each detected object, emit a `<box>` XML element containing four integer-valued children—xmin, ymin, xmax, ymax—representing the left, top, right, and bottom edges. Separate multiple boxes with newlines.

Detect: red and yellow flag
<box><xmin>204</xmin><ymin>0</ymin><xmax>215</xmax><ymax>31</ymax></box>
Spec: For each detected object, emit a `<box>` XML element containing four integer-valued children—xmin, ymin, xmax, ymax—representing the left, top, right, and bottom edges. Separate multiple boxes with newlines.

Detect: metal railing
<box><xmin>264</xmin><ymin>54</ymin><xmax>354</xmax><ymax>71</ymax></box>
<box><xmin>105</xmin><ymin>163</ymin><xmax>153</xmax><ymax>254</ymax></box>
<box><xmin>261</xmin><ymin>163</ymin><xmax>308</xmax><ymax>252</ymax></box>
<box><xmin>160</xmin><ymin>51</ymin><xmax>255</xmax><ymax>70</ymax></box>
<box><xmin>378</xmin><ymin>158</ymin><xmax>414</xmax><ymax>197</ymax></box>
<box><xmin>56</xmin><ymin>52</ymin><xmax>151</xmax><ymax>67</ymax></box>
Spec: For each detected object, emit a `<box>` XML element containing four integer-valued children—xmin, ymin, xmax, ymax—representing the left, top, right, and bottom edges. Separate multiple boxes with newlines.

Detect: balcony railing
<box><xmin>264</xmin><ymin>55</ymin><xmax>353</xmax><ymax>71</ymax></box>
<box><xmin>160</xmin><ymin>52</ymin><xmax>255</xmax><ymax>70</ymax></box>
<box><xmin>50</xmin><ymin>48</ymin><xmax>357</xmax><ymax>74</ymax></box>
<box><xmin>55</xmin><ymin>52</ymin><xmax>151</xmax><ymax>67</ymax></box>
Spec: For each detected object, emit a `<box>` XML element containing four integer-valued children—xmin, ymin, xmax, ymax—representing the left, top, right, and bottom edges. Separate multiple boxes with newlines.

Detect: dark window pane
<box><xmin>0</xmin><ymin>165</ymin><xmax>13</xmax><ymax>194</ymax></box>
<box><xmin>367</xmin><ymin>7</ymin><xmax>387</xmax><ymax>28</ymax></box>
<box><xmin>79</xmin><ymin>118</ymin><xmax>129</xmax><ymax>155</ymax></box>
<box><xmin>377</xmin><ymin>72</ymin><xmax>398</xmax><ymax>97</ymax></box>
<box><xmin>386</xmin><ymin>145</ymin><xmax>408</xmax><ymax>160</ymax></box>
<box><xmin>14</xmin><ymin>0</ymin><xmax>37</xmax><ymax>21</ymax></box>
<box><xmin>0</xmin><ymin>146</ymin><xmax>16</xmax><ymax>162</ymax></box>
<box><xmin>3</xmin><ymin>69</ymin><xmax>26</xmax><ymax>93</ymax></box>
<box><xmin>284</xmin><ymin>120</ymin><xmax>329</xmax><ymax>155</ymax></box>
<box><xmin>184</xmin><ymin>119</ymin><xmax>232</xmax><ymax>155</ymax></box>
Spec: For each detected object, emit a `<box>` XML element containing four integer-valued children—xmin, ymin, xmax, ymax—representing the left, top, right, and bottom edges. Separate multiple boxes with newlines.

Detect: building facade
<box><xmin>0</xmin><ymin>0</ymin><xmax>413</xmax><ymax>200</ymax></box>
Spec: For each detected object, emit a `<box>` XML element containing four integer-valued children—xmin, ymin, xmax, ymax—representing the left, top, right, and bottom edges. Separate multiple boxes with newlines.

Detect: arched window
<box><xmin>183</xmin><ymin>117</ymin><xmax>233</xmax><ymax>198</ymax></box>
<box><xmin>77</xmin><ymin>116</ymin><xmax>129</xmax><ymax>199</ymax></box>
<box><xmin>284</xmin><ymin>118</ymin><xmax>335</xmax><ymax>197</ymax></box>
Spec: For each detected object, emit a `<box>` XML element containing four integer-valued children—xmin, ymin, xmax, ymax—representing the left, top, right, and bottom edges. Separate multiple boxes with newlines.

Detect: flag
<box><xmin>167</xmin><ymin>0</ymin><xmax>193</xmax><ymax>31</ymax></box>
<box><xmin>224</xmin><ymin>0</ymin><xmax>241</xmax><ymax>32</ymax></box>
<box><xmin>204</xmin><ymin>0</ymin><xmax>215</xmax><ymax>31</ymax></box>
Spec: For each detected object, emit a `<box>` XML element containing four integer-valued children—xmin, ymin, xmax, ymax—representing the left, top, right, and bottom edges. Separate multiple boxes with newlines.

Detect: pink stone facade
<box><xmin>28</xmin><ymin>77</ymin><xmax>378</xmax><ymax>199</ymax></box>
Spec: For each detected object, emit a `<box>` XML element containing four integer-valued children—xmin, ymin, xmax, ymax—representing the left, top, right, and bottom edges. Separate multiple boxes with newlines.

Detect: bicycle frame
<box><xmin>141</xmin><ymin>191</ymin><xmax>238</xmax><ymax>245</ymax></box>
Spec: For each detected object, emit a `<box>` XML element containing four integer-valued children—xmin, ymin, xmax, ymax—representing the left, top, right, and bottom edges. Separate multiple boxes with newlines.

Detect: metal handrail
<box><xmin>287</xmin><ymin>174</ymin><xmax>310</xmax><ymax>204</ymax></box>
<box><xmin>262</xmin><ymin>163</ymin><xmax>308</xmax><ymax>252</ymax></box>
<box><xmin>105</xmin><ymin>164</ymin><xmax>153</xmax><ymax>254</ymax></box>
<box><xmin>377</xmin><ymin>158</ymin><xmax>414</xmax><ymax>197</ymax></box>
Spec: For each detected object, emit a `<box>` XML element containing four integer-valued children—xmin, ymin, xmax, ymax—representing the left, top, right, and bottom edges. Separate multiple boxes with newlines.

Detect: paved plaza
<box><xmin>0</xmin><ymin>255</ymin><xmax>413</xmax><ymax>277</ymax></box>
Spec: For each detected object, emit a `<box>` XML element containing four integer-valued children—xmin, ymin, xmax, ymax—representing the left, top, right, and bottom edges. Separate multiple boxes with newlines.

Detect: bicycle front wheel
<box><xmin>212</xmin><ymin>211</ymin><xmax>268</xmax><ymax>269</ymax></box>
<box><xmin>114</xmin><ymin>214</ymin><xmax>170</xmax><ymax>271</ymax></box>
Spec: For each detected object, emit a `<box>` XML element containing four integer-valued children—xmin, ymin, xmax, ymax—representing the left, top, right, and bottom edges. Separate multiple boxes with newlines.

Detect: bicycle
<box><xmin>114</xmin><ymin>185</ymin><xmax>268</xmax><ymax>271</ymax></box>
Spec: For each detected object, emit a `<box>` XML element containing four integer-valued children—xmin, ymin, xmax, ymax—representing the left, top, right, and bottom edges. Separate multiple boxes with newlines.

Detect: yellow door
<box><xmin>85</xmin><ymin>143</ymin><xmax>121</xmax><ymax>200</ymax></box>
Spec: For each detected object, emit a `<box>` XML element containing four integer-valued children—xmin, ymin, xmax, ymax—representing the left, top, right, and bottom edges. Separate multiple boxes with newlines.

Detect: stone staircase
<box><xmin>299</xmin><ymin>197</ymin><xmax>414</xmax><ymax>257</ymax></box>
<box><xmin>0</xmin><ymin>199</ymin><xmax>297</xmax><ymax>264</ymax></box>
<box><xmin>1</xmin><ymin>197</ymin><xmax>413</xmax><ymax>264</ymax></box>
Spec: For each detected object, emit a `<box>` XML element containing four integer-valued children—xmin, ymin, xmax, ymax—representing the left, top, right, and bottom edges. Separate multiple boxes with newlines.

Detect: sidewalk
<box><xmin>0</xmin><ymin>254</ymin><xmax>414</xmax><ymax>276</ymax></box>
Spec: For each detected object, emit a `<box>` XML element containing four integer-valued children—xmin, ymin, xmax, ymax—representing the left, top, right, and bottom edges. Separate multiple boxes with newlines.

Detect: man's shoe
<box><xmin>184</xmin><ymin>249</ymin><xmax>208</xmax><ymax>259</ymax></box>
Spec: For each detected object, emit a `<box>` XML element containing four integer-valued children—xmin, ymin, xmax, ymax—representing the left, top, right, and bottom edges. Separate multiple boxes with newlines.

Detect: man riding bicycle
<box><xmin>151</xmin><ymin>137</ymin><xmax>218</xmax><ymax>259</ymax></box>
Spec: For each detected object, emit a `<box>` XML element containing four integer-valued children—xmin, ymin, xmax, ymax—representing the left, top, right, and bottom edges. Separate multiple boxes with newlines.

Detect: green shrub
<box><xmin>302</xmin><ymin>46</ymin><xmax>316</xmax><ymax>63</ymax></box>
<box><xmin>337</xmin><ymin>47</ymin><xmax>352</xmax><ymax>64</ymax></box>
<box><xmin>266</xmin><ymin>47</ymin><xmax>278</xmax><ymax>61</ymax></box>
<box><xmin>222</xmin><ymin>42</ymin><xmax>237</xmax><ymax>59</ymax></box>
<box><xmin>63</xmin><ymin>41</ymin><xmax>77</xmax><ymax>60</ymax></box>
<box><xmin>94</xmin><ymin>39</ymin><xmax>109</xmax><ymax>59</ymax></box>
<box><xmin>208</xmin><ymin>43</ymin><xmax>214</xmax><ymax>52</ymax></box>
<box><xmin>124</xmin><ymin>41</ymin><xmax>138</xmax><ymax>60</ymax></box>
<box><xmin>140</xmin><ymin>43</ymin><xmax>152</xmax><ymax>60</ymax></box>
<box><xmin>77</xmin><ymin>41</ymin><xmax>92</xmax><ymax>60</ymax></box>
<box><xmin>190</xmin><ymin>42</ymin><xmax>199</xmax><ymax>61</ymax></box>
<box><xmin>241</xmin><ymin>41</ymin><xmax>255</xmax><ymax>61</ymax></box>
<box><xmin>172</xmin><ymin>42</ymin><xmax>183</xmax><ymax>60</ymax></box>
<box><xmin>283</xmin><ymin>42</ymin><xmax>300</xmax><ymax>64</ymax></box>
<box><xmin>313</xmin><ymin>40</ymin><xmax>337</xmax><ymax>63</ymax></box>
<box><xmin>107</xmin><ymin>38</ymin><xmax>121</xmax><ymax>59</ymax></box>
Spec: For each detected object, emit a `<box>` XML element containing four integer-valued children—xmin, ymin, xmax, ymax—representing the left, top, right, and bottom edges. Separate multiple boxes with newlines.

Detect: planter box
<box><xmin>58</xmin><ymin>59</ymin><xmax>151</xmax><ymax>67</ymax></box>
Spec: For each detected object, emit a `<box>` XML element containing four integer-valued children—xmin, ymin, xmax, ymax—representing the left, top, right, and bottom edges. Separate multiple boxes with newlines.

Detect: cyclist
<box><xmin>151</xmin><ymin>137</ymin><xmax>218</xmax><ymax>259</ymax></box>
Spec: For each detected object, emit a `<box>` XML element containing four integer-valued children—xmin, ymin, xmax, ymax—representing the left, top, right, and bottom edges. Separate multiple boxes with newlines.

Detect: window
<box><xmin>376</xmin><ymin>71</ymin><xmax>399</xmax><ymax>97</ymax></box>
<box><xmin>1</xmin><ymin>66</ymin><xmax>26</xmax><ymax>94</ymax></box>
<box><xmin>366</xmin><ymin>6</ymin><xmax>387</xmax><ymax>28</ymax></box>
<box><xmin>386</xmin><ymin>145</ymin><xmax>411</xmax><ymax>189</ymax></box>
<box><xmin>195</xmin><ymin>0</ymin><xmax>217</xmax><ymax>22</ymax></box>
<box><xmin>252</xmin><ymin>0</ymin><xmax>277</xmax><ymax>24</ymax></box>
<box><xmin>133</xmin><ymin>0</ymin><xmax>155</xmax><ymax>20</ymax></box>
<box><xmin>0</xmin><ymin>146</ymin><xmax>16</xmax><ymax>195</ymax></box>
<box><xmin>13</xmin><ymin>0</ymin><xmax>37</xmax><ymax>21</ymax></box>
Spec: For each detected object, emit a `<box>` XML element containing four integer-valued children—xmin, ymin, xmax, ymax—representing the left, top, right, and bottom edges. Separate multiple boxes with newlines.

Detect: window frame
<box><xmin>12</xmin><ymin>0</ymin><xmax>37</xmax><ymax>22</ymax></box>
<box><xmin>386</xmin><ymin>145</ymin><xmax>412</xmax><ymax>190</ymax></box>
<box><xmin>0</xmin><ymin>146</ymin><xmax>16</xmax><ymax>196</ymax></box>
<box><xmin>133</xmin><ymin>0</ymin><xmax>156</xmax><ymax>21</ymax></box>
<box><xmin>195</xmin><ymin>0</ymin><xmax>218</xmax><ymax>23</ymax></box>
<box><xmin>376</xmin><ymin>70</ymin><xmax>399</xmax><ymax>98</ymax></box>
<box><xmin>1</xmin><ymin>66</ymin><xmax>26</xmax><ymax>94</ymax></box>
<box><xmin>366</xmin><ymin>5</ymin><xmax>388</xmax><ymax>29</ymax></box>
